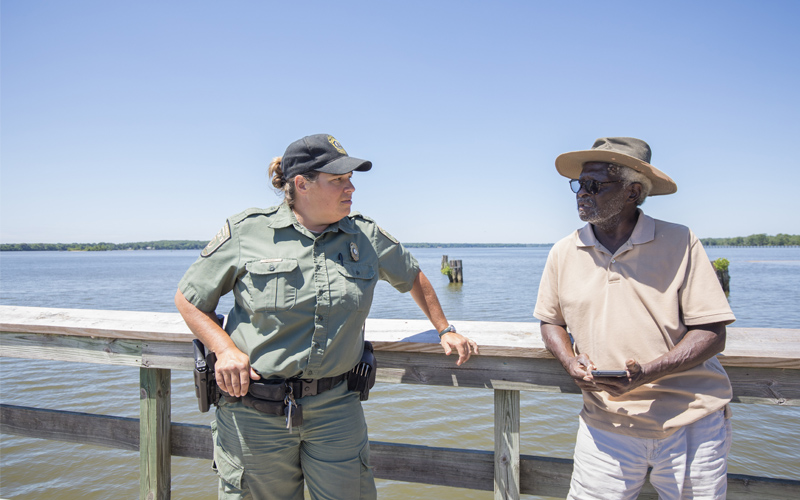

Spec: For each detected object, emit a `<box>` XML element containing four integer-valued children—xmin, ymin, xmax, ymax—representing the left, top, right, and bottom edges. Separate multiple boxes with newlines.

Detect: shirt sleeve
<box><xmin>371</xmin><ymin>224</ymin><xmax>419</xmax><ymax>293</ymax></box>
<box><xmin>533</xmin><ymin>245</ymin><xmax>567</xmax><ymax>325</ymax></box>
<box><xmin>178</xmin><ymin>219</ymin><xmax>242</xmax><ymax>312</ymax></box>
<box><xmin>679</xmin><ymin>232</ymin><xmax>736</xmax><ymax>326</ymax></box>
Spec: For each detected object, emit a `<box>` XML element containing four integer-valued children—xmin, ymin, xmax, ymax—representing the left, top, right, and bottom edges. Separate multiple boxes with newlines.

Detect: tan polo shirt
<box><xmin>534</xmin><ymin>210</ymin><xmax>735</xmax><ymax>438</ymax></box>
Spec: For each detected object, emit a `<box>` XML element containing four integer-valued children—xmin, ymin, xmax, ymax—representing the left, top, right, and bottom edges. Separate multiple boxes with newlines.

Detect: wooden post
<box><xmin>716</xmin><ymin>268</ymin><xmax>730</xmax><ymax>295</ymax></box>
<box><xmin>494</xmin><ymin>389</ymin><xmax>520</xmax><ymax>499</ymax></box>
<box><xmin>140</xmin><ymin>367</ymin><xmax>171</xmax><ymax>500</ymax></box>
<box><xmin>446</xmin><ymin>259</ymin><xmax>464</xmax><ymax>283</ymax></box>
<box><xmin>442</xmin><ymin>255</ymin><xmax>453</xmax><ymax>283</ymax></box>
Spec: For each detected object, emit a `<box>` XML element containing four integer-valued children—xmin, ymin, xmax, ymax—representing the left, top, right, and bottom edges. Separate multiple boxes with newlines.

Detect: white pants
<box><xmin>568</xmin><ymin>410</ymin><xmax>732</xmax><ymax>500</ymax></box>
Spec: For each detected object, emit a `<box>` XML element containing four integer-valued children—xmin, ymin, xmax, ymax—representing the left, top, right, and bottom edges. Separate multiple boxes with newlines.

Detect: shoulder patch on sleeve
<box><xmin>378</xmin><ymin>225</ymin><xmax>399</xmax><ymax>244</ymax></box>
<box><xmin>201</xmin><ymin>221</ymin><xmax>231</xmax><ymax>257</ymax></box>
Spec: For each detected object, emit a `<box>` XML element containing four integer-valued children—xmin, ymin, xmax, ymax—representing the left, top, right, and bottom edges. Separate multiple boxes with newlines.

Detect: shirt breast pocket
<box><xmin>241</xmin><ymin>259</ymin><xmax>299</xmax><ymax>312</ymax></box>
<box><xmin>336</xmin><ymin>262</ymin><xmax>376</xmax><ymax>312</ymax></box>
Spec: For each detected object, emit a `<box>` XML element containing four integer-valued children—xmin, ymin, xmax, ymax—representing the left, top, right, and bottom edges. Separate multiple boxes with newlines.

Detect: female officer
<box><xmin>174</xmin><ymin>134</ymin><xmax>478</xmax><ymax>500</ymax></box>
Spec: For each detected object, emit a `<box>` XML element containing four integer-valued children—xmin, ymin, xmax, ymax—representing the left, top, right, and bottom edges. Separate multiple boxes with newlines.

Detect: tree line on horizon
<box><xmin>1</xmin><ymin>234</ymin><xmax>798</xmax><ymax>252</ymax></box>
<box><xmin>0</xmin><ymin>240</ymin><xmax>208</xmax><ymax>252</ymax></box>
<box><xmin>700</xmin><ymin>233</ymin><xmax>800</xmax><ymax>247</ymax></box>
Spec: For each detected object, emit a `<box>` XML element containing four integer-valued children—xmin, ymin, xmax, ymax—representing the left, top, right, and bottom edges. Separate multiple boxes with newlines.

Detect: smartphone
<box><xmin>591</xmin><ymin>370</ymin><xmax>627</xmax><ymax>378</ymax></box>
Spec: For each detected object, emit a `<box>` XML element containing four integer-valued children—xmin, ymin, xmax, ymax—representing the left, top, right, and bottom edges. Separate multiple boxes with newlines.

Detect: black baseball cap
<box><xmin>282</xmin><ymin>134</ymin><xmax>372</xmax><ymax>179</ymax></box>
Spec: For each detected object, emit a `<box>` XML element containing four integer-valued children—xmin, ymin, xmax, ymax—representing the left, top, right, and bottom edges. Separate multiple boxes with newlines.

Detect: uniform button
<box><xmin>611</xmin><ymin>259</ymin><xmax>616</xmax><ymax>264</ymax></box>
<box><xmin>269</xmin><ymin>265</ymin><xmax>275</xmax><ymax>271</ymax></box>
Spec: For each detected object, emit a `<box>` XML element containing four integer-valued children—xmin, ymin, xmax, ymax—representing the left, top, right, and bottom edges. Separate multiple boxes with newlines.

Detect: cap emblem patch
<box><xmin>328</xmin><ymin>135</ymin><xmax>347</xmax><ymax>155</ymax></box>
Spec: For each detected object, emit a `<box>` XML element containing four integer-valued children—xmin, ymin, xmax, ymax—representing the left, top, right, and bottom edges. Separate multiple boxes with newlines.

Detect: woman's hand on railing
<box><xmin>440</xmin><ymin>332</ymin><xmax>479</xmax><ymax>366</ymax></box>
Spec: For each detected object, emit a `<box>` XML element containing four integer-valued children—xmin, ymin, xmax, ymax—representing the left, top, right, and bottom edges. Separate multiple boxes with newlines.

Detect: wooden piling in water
<box><xmin>442</xmin><ymin>255</ymin><xmax>463</xmax><ymax>283</ymax></box>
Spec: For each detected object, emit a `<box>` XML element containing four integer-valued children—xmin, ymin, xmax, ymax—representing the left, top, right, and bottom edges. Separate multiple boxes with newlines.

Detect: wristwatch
<box><xmin>438</xmin><ymin>324</ymin><xmax>457</xmax><ymax>338</ymax></box>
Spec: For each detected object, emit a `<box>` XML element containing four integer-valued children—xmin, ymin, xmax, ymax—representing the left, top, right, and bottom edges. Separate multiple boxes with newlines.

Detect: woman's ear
<box><xmin>294</xmin><ymin>175</ymin><xmax>308</xmax><ymax>193</ymax></box>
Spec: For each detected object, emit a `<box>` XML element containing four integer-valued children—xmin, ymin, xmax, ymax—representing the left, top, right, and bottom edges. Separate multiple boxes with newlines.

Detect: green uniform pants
<box><xmin>211</xmin><ymin>380</ymin><xmax>376</xmax><ymax>500</ymax></box>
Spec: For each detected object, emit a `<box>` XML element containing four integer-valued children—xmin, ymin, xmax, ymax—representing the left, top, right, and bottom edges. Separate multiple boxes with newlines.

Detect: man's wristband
<box><xmin>438</xmin><ymin>325</ymin><xmax>456</xmax><ymax>338</ymax></box>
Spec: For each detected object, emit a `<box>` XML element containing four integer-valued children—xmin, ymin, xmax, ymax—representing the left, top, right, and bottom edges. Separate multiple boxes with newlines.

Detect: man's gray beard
<box><xmin>578</xmin><ymin>191</ymin><xmax>628</xmax><ymax>232</ymax></box>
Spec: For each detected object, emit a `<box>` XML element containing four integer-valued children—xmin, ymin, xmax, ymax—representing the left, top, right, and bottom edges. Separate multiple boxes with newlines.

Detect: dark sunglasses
<box><xmin>569</xmin><ymin>179</ymin><xmax>622</xmax><ymax>195</ymax></box>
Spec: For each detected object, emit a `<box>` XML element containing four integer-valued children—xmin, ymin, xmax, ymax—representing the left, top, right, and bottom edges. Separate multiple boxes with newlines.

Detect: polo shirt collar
<box><xmin>576</xmin><ymin>209</ymin><xmax>655</xmax><ymax>250</ymax></box>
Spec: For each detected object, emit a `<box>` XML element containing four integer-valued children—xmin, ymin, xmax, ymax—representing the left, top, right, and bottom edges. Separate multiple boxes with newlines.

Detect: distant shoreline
<box><xmin>0</xmin><ymin>241</ymin><xmax>554</xmax><ymax>252</ymax></box>
<box><xmin>1</xmin><ymin>236</ymin><xmax>799</xmax><ymax>252</ymax></box>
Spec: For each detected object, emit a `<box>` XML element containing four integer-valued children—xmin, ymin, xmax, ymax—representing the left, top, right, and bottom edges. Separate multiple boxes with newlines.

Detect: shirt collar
<box><xmin>266</xmin><ymin>203</ymin><xmax>295</xmax><ymax>229</ymax></box>
<box><xmin>267</xmin><ymin>203</ymin><xmax>359</xmax><ymax>235</ymax></box>
<box><xmin>576</xmin><ymin>209</ymin><xmax>655</xmax><ymax>249</ymax></box>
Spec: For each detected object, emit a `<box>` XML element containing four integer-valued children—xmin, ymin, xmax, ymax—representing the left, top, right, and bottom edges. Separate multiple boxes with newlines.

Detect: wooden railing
<box><xmin>1</xmin><ymin>305</ymin><xmax>799</xmax><ymax>499</ymax></box>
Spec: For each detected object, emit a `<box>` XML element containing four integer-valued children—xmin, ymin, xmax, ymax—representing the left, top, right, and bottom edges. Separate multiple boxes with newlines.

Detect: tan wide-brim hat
<box><xmin>555</xmin><ymin>137</ymin><xmax>678</xmax><ymax>195</ymax></box>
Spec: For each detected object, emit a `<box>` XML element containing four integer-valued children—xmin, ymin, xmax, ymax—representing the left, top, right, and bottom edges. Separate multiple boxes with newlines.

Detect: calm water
<box><xmin>1</xmin><ymin>246</ymin><xmax>799</xmax><ymax>499</ymax></box>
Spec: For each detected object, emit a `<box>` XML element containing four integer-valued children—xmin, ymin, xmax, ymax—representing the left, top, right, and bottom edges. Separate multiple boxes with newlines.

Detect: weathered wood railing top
<box><xmin>2</xmin><ymin>304</ymin><xmax>799</xmax><ymax>406</ymax></box>
<box><xmin>2</xmin><ymin>304</ymin><xmax>798</xmax><ymax>366</ymax></box>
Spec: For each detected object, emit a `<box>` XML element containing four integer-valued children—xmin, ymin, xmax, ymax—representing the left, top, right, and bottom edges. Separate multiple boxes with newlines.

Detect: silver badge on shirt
<box><xmin>350</xmin><ymin>242</ymin><xmax>359</xmax><ymax>261</ymax></box>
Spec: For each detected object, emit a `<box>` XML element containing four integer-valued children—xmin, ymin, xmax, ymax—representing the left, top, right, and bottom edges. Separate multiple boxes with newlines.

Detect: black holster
<box><xmin>193</xmin><ymin>339</ymin><xmax>221</xmax><ymax>413</ymax></box>
<box><xmin>347</xmin><ymin>341</ymin><xmax>377</xmax><ymax>401</ymax></box>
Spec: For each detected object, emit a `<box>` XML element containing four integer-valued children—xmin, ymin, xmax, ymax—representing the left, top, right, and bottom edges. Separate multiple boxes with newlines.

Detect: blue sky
<box><xmin>2</xmin><ymin>0</ymin><xmax>798</xmax><ymax>244</ymax></box>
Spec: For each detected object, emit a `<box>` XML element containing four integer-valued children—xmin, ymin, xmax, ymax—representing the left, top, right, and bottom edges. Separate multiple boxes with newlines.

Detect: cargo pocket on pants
<box><xmin>211</xmin><ymin>420</ymin><xmax>245</xmax><ymax>495</ymax></box>
<box><xmin>359</xmin><ymin>442</ymin><xmax>377</xmax><ymax>500</ymax></box>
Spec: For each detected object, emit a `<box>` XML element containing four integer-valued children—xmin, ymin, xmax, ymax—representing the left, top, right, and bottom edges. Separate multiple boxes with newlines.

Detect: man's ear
<box><xmin>628</xmin><ymin>183</ymin><xmax>643</xmax><ymax>204</ymax></box>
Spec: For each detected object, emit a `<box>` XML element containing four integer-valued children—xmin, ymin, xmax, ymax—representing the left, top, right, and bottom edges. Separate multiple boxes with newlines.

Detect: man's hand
<box><xmin>440</xmin><ymin>332</ymin><xmax>479</xmax><ymax>366</ymax></box>
<box><xmin>567</xmin><ymin>353</ymin><xmax>602</xmax><ymax>391</ymax></box>
<box><xmin>214</xmin><ymin>345</ymin><xmax>261</xmax><ymax>398</ymax></box>
<box><xmin>587</xmin><ymin>358</ymin><xmax>647</xmax><ymax>396</ymax></box>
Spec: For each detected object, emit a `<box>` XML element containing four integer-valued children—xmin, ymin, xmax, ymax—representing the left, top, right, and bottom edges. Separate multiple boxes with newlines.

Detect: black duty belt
<box><xmin>246</xmin><ymin>373</ymin><xmax>348</xmax><ymax>402</ymax></box>
<box><xmin>237</xmin><ymin>373</ymin><xmax>347</xmax><ymax>427</ymax></box>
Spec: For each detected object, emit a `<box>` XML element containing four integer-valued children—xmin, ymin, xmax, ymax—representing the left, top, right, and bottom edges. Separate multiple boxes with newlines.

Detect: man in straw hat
<box><xmin>534</xmin><ymin>137</ymin><xmax>735</xmax><ymax>499</ymax></box>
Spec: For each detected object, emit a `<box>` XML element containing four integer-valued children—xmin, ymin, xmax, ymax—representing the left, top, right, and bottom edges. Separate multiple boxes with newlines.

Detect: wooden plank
<box><xmin>3</xmin><ymin>405</ymin><xmax>797</xmax><ymax>499</ymax></box>
<box><xmin>0</xmin><ymin>331</ymin><xmax>145</xmax><ymax>367</ymax></box>
<box><xmin>493</xmin><ymin>389</ymin><xmax>520</xmax><ymax>499</ymax></box>
<box><xmin>3</xmin><ymin>306</ymin><xmax>799</xmax><ymax>368</ymax></box>
<box><xmin>370</xmin><ymin>441</ymin><xmax>494</xmax><ymax>491</ymax></box>
<box><xmin>375</xmin><ymin>351</ymin><xmax>800</xmax><ymax>406</ymax></box>
<box><xmin>727</xmin><ymin>473</ymin><xmax>800</xmax><ymax>499</ymax></box>
<box><xmin>0</xmin><ymin>332</ymin><xmax>194</xmax><ymax>370</ymax></box>
<box><xmin>726</xmin><ymin>366</ymin><xmax>800</xmax><ymax>405</ymax></box>
<box><xmin>720</xmin><ymin>327</ymin><xmax>800</xmax><ymax>369</ymax></box>
<box><xmin>139</xmin><ymin>368</ymin><xmax>171</xmax><ymax>500</ymax></box>
<box><xmin>171</xmin><ymin>422</ymin><xmax>213</xmax><ymax>459</ymax></box>
<box><xmin>0</xmin><ymin>404</ymin><xmax>211</xmax><ymax>460</ymax></box>
<box><xmin>0</xmin><ymin>404</ymin><xmax>139</xmax><ymax>451</ymax></box>
<box><xmin>0</xmin><ymin>305</ymin><xmax>193</xmax><ymax>342</ymax></box>
<box><xmin>2</xmin><ymin>330</ymin><xmax>799</xmax><ymax>405</ymax></box>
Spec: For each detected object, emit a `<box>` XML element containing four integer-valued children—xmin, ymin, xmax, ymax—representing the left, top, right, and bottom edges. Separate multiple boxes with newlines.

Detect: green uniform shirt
<box><xmin>179</xmin><ymin>203</ymin><xmax>419</xmax><ymax>380</ymax></box>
